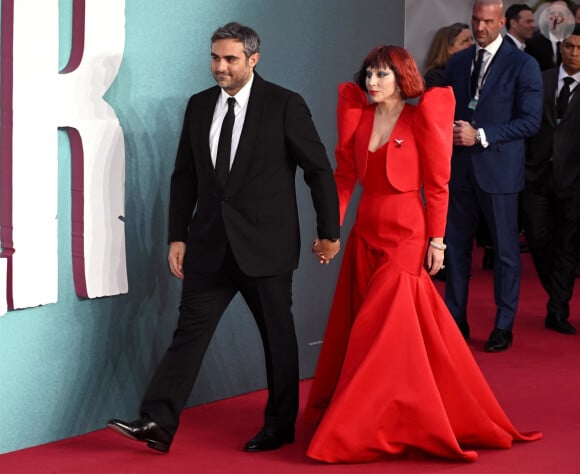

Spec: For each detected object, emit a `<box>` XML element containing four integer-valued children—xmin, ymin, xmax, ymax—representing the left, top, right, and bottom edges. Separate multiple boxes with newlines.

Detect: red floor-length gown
<box><xmin>303</xmin><ymin>84</ymin><xmax>541</xmax><ymax>463</ymax></box>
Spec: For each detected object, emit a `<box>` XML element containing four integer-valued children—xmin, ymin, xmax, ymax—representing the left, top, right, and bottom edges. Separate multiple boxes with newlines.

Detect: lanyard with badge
<box><xmin>468</xmin><ymin>51</ymin><xmax>499</xmax><ymax>110</ymax></box>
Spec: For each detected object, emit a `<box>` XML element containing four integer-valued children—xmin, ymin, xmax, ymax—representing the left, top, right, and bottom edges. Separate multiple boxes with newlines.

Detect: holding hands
<box><xmin>312</xmin><ymin>238</ymin><xmax>341</xmax><ymax>265</ymax></box>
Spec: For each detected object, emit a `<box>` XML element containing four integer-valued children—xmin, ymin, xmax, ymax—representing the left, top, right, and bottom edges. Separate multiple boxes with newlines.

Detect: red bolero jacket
<box><xmin>333</xmin><ymin>83</ymin><xmax>455</xmax><ymax>238</ymax></box>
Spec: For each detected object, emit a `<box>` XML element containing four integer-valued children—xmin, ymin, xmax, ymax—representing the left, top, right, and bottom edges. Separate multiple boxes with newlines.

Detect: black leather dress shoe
<box><xmin>107</xmin><ymin>416</ymin><xmax>172</xmax><ymax>453</ymax></box>
<box><xmin>243</xmin><ymin>427</ymin><xmax>295</xmax><ymax>452</ymax></box>
<box><xmin>484</xmin><ymin>328</ymin><xmax>513</xmax><ymax>352</ymax></box>
<box><xmin>545</xmin><ymin>315</ymin><xmax>576</xmax><ymax>335</ymax></box>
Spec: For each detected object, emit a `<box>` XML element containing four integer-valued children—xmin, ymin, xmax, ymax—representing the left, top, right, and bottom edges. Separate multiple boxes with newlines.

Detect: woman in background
<box><xmin>304</xmin><ymin>45</ymin><xmax>541</xmax><ymax>463</ymax></box>
<box><xmin>424</xmin><ymin>22</ymin><xmax>473</xmax><ymax>88</ymax></box>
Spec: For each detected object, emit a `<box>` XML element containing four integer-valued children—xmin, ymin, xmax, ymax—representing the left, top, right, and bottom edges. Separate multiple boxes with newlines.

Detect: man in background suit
<box><xmin>522</xmin><ymin>24</ymin><xmax>580</xmax><ymax>335</ymax></box>
<box><xmin>443</xmin><ymin>0</ymin><xmax>542</xmax><ymax>352</ymax></box>
<box><xmin>526</xmin><ymin>1</ymin><xmax>574</xmax><ymax>70</ymax></box>
<box><xmin>505</xmin><ymin>3</ymin><xmax>536</xmax><ymax>50</ymax></box>
<box><xmin>503</xmin><ymin>3</ymin><xmax>535</xmax><ymax>257</ymax></box>
<box><xmin>108</xmin><ymin>22</ymin><xmax>340</xmax><ymax>454</ymax></box>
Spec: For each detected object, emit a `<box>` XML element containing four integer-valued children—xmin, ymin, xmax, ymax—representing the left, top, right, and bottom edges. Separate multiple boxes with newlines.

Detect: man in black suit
<box><xmin>503</xmin><ymin>4</ymin><xmax>536</xmax><ymax>257</ymax></box>
<box><xmin>526</xmin><ymin>1</ymin><xmax>574</xmax><ymax>70</ymax></box>
<box><xmin>108</xmin><ymin>22</ymin><xmax>340</xmax><ymax>454</ymax></box>
<box><xmin>526</xmin><ymin>31</ymin><xmax>557</xmax><ymax>70</ymax></box>
<box><xmin>505</xmin><ymin>3</ymin><xmax>536</xmax><ymax>50</ymax></box>
<box><xmin>522</xmin><ymin>24</ymin><xmax>580</xmax><ymax>335</ymax></box>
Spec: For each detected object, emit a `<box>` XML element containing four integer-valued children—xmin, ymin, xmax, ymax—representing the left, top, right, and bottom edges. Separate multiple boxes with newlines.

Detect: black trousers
<box><xmin>522</xmin><ymin>179</ymin><xmax>580</xmax><ymax>319</ymax></box>
<box><xmin>140</xmin><ymin>247</ymin><xmax>298</xmax><ymax>436</ymax></box>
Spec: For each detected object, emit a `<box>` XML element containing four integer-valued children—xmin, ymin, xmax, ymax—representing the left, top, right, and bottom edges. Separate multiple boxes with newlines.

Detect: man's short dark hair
<box><xmin>505</xmin><ymin>4</ymin><xmax>533</xmax><ymax>31</ymax></box>
<box><xmin>211</xmin><ymin>22</ymin><xmax>261</xmax><ymax>58</ymax></box>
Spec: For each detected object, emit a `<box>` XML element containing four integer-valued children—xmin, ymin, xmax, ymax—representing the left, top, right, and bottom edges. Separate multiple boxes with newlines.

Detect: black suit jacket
<box><xmin>168</xmin><ymin>73</ymin><xmax>339</xmax><ymax>277</ymax></box>
<box><xmin>526</xmin><ymin>68</ymin><xmax>580</xmax><ymax>193</ymax></box>
<box><xmin>526</xmin><ymin>32</ymin><xmax>557</xmax><ymax>71</ymax></box>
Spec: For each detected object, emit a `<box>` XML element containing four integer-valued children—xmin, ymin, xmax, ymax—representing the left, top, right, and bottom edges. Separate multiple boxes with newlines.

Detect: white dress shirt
<box><xmin>209</xmin><ymin>73</ymin><xmax>254</xmax><ymax>169</ymax></box>
<box><xmin>549</xmin><ymin>32</ymin><xmax>561</xmax><ymax>66</ymax></box>
<box><xmin>557</xmin><ymin>66</ymin><xmax>580</xmax><ymax>99</ymax></box>
<box><xmin>473</xmin><ymin>35</ymin><xmax>504</xmax><ymax>148</ymax></box>
<box><xmin>473</xmin><ymin>34</ymin><xmax>504</xmax><ymax>93</ymax></box>
<box><xmin>505</xmin><ymin>33</ymin><xmax>526</xmax><ymax>51</ymax></box>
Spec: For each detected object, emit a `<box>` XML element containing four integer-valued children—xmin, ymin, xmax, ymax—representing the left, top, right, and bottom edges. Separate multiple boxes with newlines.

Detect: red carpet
<box><xmin>2</xmin><ymin>250</ymin><xmax>580</xmax><ymax>473</ymax></box>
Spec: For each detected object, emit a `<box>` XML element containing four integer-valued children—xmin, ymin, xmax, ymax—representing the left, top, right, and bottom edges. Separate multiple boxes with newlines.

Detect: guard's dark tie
<box><xmin>556</xmin><ymin>76</ymin><xmax>574</xmax><ymax>121</ymax></box>
<box><xmin>216</xmin><ymin>97</ymin><xmax>236</xmax><ymax>188</ymax></box>
<box><xmin>471</xmin><ymin>49</ymin><xmax>486</xmax><ymax>98</ymax></box>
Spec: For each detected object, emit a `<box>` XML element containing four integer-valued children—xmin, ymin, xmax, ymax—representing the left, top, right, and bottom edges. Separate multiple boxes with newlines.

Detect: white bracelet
<box><xmin>429</xmin><ymin>241</ymin><xmax>446</xmax><ymax>251</ymax></box>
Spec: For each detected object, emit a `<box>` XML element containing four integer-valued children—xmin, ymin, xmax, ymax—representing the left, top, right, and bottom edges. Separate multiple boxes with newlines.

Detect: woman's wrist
<box><xmin>429</xmin><ymin>240</ymin><xmax>446</xmax><ymax>251</ymax></box>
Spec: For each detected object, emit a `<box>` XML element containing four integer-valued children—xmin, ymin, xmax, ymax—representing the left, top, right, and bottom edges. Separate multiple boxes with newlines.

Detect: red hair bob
<box><xmin>354</xmin><ymin>45</ymin><xmax>425</xmax><ymax>99</ymax></box>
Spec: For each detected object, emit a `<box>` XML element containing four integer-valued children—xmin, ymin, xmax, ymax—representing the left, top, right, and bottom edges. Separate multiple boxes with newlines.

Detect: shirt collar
<box><xmin>476</xmin><ymin>34</ymin><xmax>503</xmax><ymax>57</ymax></box>
<box><xmin>558</xmin><ymin>65</ymin><xmax>580</xmax><ymax>85</ymax></box>
<box><xmin>549</xmin><ymin>31</ymin><xmax>561</xmax><ymax>44</ymax></box>
<box><xmin>219</xmin><ymin>73</ymin><xmax>254</xmax><ymax>108</ymax></box>
<box><xmin>506</xmin><ymin>33</ymin><xmax>525</xmax><ymax>50</ymax></box>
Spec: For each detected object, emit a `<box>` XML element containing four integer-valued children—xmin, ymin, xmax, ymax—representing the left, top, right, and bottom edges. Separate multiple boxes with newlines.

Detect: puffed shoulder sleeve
<box><xmin>336</xmin><ymin>82</ymin><xmax>368</xmax><ymax>151</ymax></box>
<box><xmin>415</xmin><ymin>86</ymin><xmax>455</xmax><ymax>237</ymax></box>
<box><xmin>334</xmin><ymin>82</ymin><xmax>368</xmax><ymax>225</ymax></box>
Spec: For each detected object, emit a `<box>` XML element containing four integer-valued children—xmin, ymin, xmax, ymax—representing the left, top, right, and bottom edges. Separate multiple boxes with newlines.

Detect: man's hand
<box><xmin>312</xmin><ymin>238</ymin><xmax>341</xmax><ymax>265</ymax></box>
<box><xmin>168</xmin><ymin>241</ymin><xmax>186</xmax><ymax>279</ymax></box>
<box><xmin>453</xmin><ymin>120</ymin><xmax>478</xmax><ymax>147</ymax></box>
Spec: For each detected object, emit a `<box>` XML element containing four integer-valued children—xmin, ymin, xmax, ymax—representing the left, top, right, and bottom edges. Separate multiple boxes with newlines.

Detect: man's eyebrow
<box><xmin>211</xmin><ymin>53</ymin><xmax>241</xmax><ymax>60</ymax></box>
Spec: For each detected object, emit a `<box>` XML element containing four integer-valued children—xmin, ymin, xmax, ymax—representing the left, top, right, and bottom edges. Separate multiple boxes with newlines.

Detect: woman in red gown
<box><xmin>304</xmin><ymin>45</ymin><xmax>541</xmax><ymax>463</ymax></box>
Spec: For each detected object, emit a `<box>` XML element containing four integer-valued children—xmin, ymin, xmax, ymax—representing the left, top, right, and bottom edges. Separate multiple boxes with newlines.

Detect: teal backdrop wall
<box><xmin>0</xmin><ymin>0</ymin><xmax>404</xmax><ymax>454</ymax></box>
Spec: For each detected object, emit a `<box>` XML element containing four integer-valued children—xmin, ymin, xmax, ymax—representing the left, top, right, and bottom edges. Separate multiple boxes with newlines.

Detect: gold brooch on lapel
<box><xmin>394</xmin><ymin>139</ymin><xmax>403</xmax><ymax>148</ymax></box>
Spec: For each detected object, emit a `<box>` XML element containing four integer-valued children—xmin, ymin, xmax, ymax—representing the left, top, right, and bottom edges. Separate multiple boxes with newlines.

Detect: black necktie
<box><xmin>216</xmin><ymin>97</ymin><xmax>236</xmax><ymax>188</ymax></box>
<box><xmin>556</xmin><ymin>76</ymin><xmax>574</xmax><ymax>121</ymax></box>
<box><xmin>471</xmin><ymin>49</ymin><xmax>486</xmax><ymax>98</ymax></box>
<box><xmin>555</xmin><ymin>41</ymin><xmax>562</xmax><ymax>66</ymax></box>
